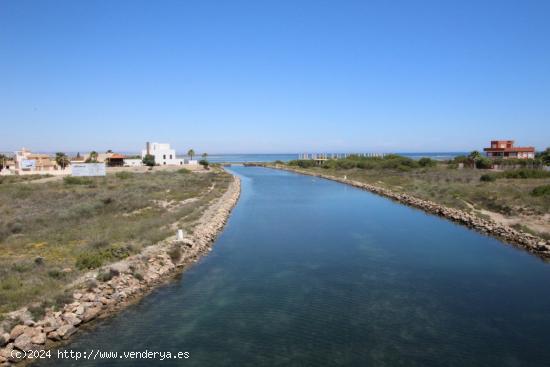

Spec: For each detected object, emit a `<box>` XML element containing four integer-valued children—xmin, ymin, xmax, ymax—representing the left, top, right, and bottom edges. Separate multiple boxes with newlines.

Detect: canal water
<box><xmin>40</xmin><ymin>167</ymin><xmax>550</xmax><ymax>366</ymax></box>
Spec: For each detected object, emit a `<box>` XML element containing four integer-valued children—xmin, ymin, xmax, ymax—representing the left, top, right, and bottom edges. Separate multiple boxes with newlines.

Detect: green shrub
<box><xmin>480</xmin><ymin>174</ymin><xmax>496</xmax><ymax>182</ymax></box>
<box><xmin>97</xmin><ymin>268</ymin><xmax>119</xmax><ymax>282</ymax></box>
<box><xmin>132</xmin><ymin>271</ymin><xmax>144</xmax><ymax>281</ymax></box>
<box><xmin>47</xmin><ymin>269</ymin><xmax>65</xmax><ymax>279</ymax></box>
<box><xmin>115</xmin><ymin>171</ymin><xmax>134</xmax><ymax>179</ymax></box>
<box><xmin>53</xmin><ymin>292</ymin><xmax>73</xmax><ymax>310</ymax></box>
<box><xmin>475</xmin><ymin>157</ymin><xmax>493</xmax><ymax>169</ymax></box>
<box><xmin>28</xmin><ymin>302</ymin><xmax>47</xmax><ymax>320</ymax></box>
<box><xmin>177</xmin><ymin>168</ymin><xmax>191</xmax><ymax>174</ymax></box>
<box><xmin>418</xmin><ymin>157</ymin><xmax>437</xmax><ymax>167</ymax></box>
<box><xmin>500</xmin><ymin>169</ymin><xmax>550</xmax><ymax>179</ymax></box>
<box><xmin>531</xmin><ymin>185</ymin><xmax>550</xmax><ymax>197</ymax></box>
<box><xmin>64</xmin><ymin>176</ymin><xmax>93</xmax><ymax>185</ymax></box>
<box><xmin>76</xmin><ymin>252</ymin><xmax>104</xmax><ymax>270</ymax></box>
<box><xmin>288</xmin><ymin>159</ymin><xmax>317</xmax><ymax>168</ymax></box>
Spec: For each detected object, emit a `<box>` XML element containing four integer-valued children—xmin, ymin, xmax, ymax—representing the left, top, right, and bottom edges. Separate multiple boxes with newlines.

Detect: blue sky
<box><xmin>1</xmin><ymin>0</ymin><xmax>549</xmax><ymax>153</ymax></box>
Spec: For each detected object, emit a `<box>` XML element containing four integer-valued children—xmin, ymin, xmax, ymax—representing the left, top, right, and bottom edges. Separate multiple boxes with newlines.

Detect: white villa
<box><xmin>141</xmin><ymin>142</ymin><xmax>183</xmax><ymax>166</ymax></box>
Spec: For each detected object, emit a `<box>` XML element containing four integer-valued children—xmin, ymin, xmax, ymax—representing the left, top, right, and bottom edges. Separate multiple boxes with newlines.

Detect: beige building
<box><xmin>15</xmin><ymin>148</ymin><xmax>58</xmax><ymax>174</ymax></box>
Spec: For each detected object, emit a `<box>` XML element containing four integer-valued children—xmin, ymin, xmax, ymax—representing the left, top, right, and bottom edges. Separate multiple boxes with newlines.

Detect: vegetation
<box><xmin>199</xmin><ymin>159</ymin><xmax>210</xmax><ymax>170</ymax></box>
<box><xmin>85</xmin><ymin>151</ymin><xmax>99</xmax><ymax>163</ymax></box>
<box><xmin>187</xmin><ymin>149</ymin><xmax>195</xmax><ymax>160</ymax></box>
<box><xmin>0</xmin><ymin>168</ymin><xmax>232</xmax><ymax>314</ymax></box>
<box><xmin>142</xmin><ymin>154</ymin><xmax>155</xmax><ymax>167</ymax></box>
<box><xmin>532</xmin><ymin>185</ymin><xmax>550</xmax><ymax>197</ymax></box>
<box><xmin>55</xmin><ymin>152</ymin><xmax>70</xmax><ymax>169</ymax></box>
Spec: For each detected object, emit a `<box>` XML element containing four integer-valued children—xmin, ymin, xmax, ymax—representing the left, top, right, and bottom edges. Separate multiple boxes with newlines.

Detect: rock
<box><xmin>9</xmin><ymin>325</ymin><xmax>28</xmax><ymax>341</ymax></box>
<box><xmin>75</xmin><ymin>305</ymin><xmax>85</xmax><ymax>316</ymax></box>
<box><xmin>73</xmin><ymin>292</ymin><xmax>83</xmax><ymax>300</ymax></box>
<box><xmin>42</xmin><ymin>317</ymin><xmax>60</xmax><ymax>333</ymax></box>
<box><xmin>46</xmin><ymin>331</ymin><xmax>60</xmax><ymax>341</ymax></box>
<box><xmin>13</xmin><ymin>334</ymin><xmax>33</xmax><ymax>351</ymax></box>
<box><xmin>81</xmin><ymin>306</ymin><xmax>101</xmax><ymax>323</ymax></box>
<box><xmin>56</xmin><ymin>325</ymin><xmax>76</xmax><ymax>340</ymax></box>
<box><xmin>30</xmin><ymin>333</ymin><xmax>46</xmax><ymax>345</ymax></box>
<box><xmin>0</xmin><ymin>334</ymin><xmax>8</xmax><ymax>347</ymax></box>
<box><xmin>110</xmin><ymin>263</ymin><xmax>129</xmax><ymax>274</ymax></box>
<box><xmin>62</xmin><ymin>313</ymin><xmax>81</xmax><ymax>326</ymax></box>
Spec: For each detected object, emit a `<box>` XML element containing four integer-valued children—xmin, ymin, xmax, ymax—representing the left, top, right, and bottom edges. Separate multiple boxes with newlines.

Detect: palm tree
<box><xmin>90</xmin><ymin>151</ymin><xmax>98</xmax><ymax>162</ymax></box>
<box><xmin>468</xmin><ymin>151</ymin><xmax>482</xmax><ymax>169</ymax></box>
<box><xmin>187</xmin><ymin>149</ymin><xmax>195</xmax><ymax>160</ymax></box>
<box><xmin>55</xmin><ymin>152</ymin><xmax>70</xmax><ymax>169</ymax></box>
<box><xmin>202</xmin><ymin>152</ymin><xmax>208</xmax><ymax>159</ymax></box>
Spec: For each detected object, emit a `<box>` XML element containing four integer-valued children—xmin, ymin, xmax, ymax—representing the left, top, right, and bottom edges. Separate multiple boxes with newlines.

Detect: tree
<box><xmin>468</xmin><ymin>151</ymin><xmax>482</xmax><ymax>169</ymax></box>
<box><xmin>86</xmin><ymin>151</ymin><xmax>99</xmax><ymax>163</ymax></box>
<box><xmin>199</xmin><ymin>159</ymin><xmax>209</xmax><ymax>170</ymax></box>
<box><xmin>202</xmin><ymin>152</ymin><xmax>208</xmax><ymax>159</ymax></box>
<box><xmin>55</xmin><ymin>152</ymin><xmax>70</xmax><ymax>169</ymax></box>
<box><xmin>142</xmin><ymin>154</ymin><xmax>155</xmax><ymax>167</ymax></box>
<box><xmin>537</xmin><ymin>147</ymin><xmax>550</xmax><ymax>166</ymax></box>
<box><xmin>187</xmin><ymin>149</ymin><xmax>195</xmax><ymax>160</ymax></box>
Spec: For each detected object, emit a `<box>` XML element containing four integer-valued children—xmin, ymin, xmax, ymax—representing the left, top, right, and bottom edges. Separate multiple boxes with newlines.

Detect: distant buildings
<box><xmin>483</xmin><ymin>140</ymin><xmax>535</xmax><ymax>159</ymax></box>
<box><xmin>15</xmin><ymin>148</ymin><xmax>58</xmax><ymax>173</ymax></box>
<box><xmin>141</xmin><ymin>142</ymin><xmax>183</xmax><ymax>165</ymax></box>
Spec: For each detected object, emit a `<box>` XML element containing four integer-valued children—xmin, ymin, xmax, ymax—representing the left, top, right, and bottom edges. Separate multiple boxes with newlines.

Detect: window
<box><xmin>163</xmin><ymin>154</ymin><xmax>166</xmax><ymax>159</ymax></box>
<box><xmin>170</xmin><ymin>154</ymin><xmax>172</xmax><ymax>159</ymax></box>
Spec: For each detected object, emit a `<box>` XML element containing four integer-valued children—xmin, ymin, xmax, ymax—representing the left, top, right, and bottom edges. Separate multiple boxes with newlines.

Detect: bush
<box><xmin>54</xmin><ymin>292</ymin><xmax>73</xmax><ymax>310</ymax></box>
<box><xmin>177</xmin><ymin>168</ymin><xmax>191</xmax><ymax>174</ymax></box>
<box><xmin>47</xmin><ymin>269</ymin><xmax>65</xmax><ymax>279</ymax></box>
<box><xmin>480</xmin><ymin>174</ymin><xmax>496</xmax><ymax>182</ymax></box>
<box><xmin>475</xmin><ymin>157</ymin><xmax>493</xmax><ymax>169</ymax></box>
<box><xmin>168</xmin><ymin>245</ymin><xmax>182</xmax><ymax>263</ymax></box>
<box><xmin>97</xmin><ymin>268</ymin><xmax>119</xmax><ymax>282</ymax></box>
<box><xmin>199</xmin><ymin>159</ymin><xmax>209</xmax><ymax>170</ymax></box>
<box><xmin>76</xmin><ymin>252</ymin><xmax>104</xmax><ymax>270</ymax></box>
<box><xmin>115</xmin><ymin>171</ymin><xmax>134</xmax><ymax>179</ymax></box>
<box><xmin>532</xmin><ymin>185</ymin><xmax>550</xmax><ymax>197</ymax></box>
<box><xmin>288</xmin><ymin>159</ymin><xmax>317</xmax><ymax>168</ymax></box>
<box><xmin>132</xmin><ymin>271</ymin><xmax>144</xmax><ymax>281</ymax></box>
<box><xmin>64</xmin><ymin>176</ymin><xmax>93</xmax><ymax>185</ymax></box>
<box><xmin>500</xmin><ymin>169</ymin><xmax>550</xmax><ymax>179</ymax></box>
<box><xmin>418</xmin><ymin>157</ymin><xmax>437</xmax><ymax>167</ymax></box>
<box><xmin>142</xmin><ymin>154</ymin><xmax>155</xmax><ymax>167</ymax></box>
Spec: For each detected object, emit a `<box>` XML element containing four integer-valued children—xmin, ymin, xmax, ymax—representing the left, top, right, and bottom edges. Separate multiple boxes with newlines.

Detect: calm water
<box><xmin>40</xmin><ymin>167</ymin><xmax>550</xmax><ymax>366</ymax></box>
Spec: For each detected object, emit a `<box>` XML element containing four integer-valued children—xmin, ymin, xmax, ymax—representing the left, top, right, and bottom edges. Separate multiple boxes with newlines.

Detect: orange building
<box><xmin>483</xmin><ymin>140</ymin><xmax>535</xmax><ymax>159</ymax></box>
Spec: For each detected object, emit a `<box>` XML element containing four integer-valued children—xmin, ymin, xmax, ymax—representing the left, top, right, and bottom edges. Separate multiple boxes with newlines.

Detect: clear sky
<box><xmin>1</xmin><ymin>0</ymin><xmax>549</xmax><ymax>153</ymax></box>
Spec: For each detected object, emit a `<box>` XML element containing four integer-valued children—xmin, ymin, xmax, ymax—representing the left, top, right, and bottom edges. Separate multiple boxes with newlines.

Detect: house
<box><xmin>483</xmin><ymin>140</ymin><xmax>535</xmax><ymax>159</ymax></box>
<box><xmin>105</xmin><ymin>153</ymin><xmax>126</xmax><ymax>167</ymax></box>
<box><xmin>14</xmin><ymin>148</ymin><xmax>58</xmax><ymax>173</ymax></box>
<box><xmin>141</xmin><ymin>142</ymin><xmax>183</xmax><ymax>165</ymax></box>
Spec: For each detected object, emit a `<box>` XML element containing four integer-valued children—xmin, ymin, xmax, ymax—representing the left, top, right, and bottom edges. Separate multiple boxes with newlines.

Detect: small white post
<box><xmin>176</xmin><ymin>229</ymin><xmax>184</xmax><ymax>241</ymax></box>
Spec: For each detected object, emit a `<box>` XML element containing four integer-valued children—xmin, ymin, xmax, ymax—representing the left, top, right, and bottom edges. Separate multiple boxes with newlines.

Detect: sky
<box><xmin>1</xmin><ymin>0</ymin><xmax>549</xmax><ymax>154</ymax></box>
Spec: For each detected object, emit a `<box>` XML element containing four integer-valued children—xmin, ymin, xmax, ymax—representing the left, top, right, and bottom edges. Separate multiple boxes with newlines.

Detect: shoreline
<box><xmin>0</xmin><ymin>173</ymin><xmax>241</xmax><ymax>366</ymax></box>
<box><xmin>263</xmin><ymin>164</ymin><xmax>550</xmax><ymax>260</ymax></box>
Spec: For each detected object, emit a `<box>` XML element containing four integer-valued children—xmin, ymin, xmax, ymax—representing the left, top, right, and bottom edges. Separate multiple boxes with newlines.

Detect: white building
<box><xmin>141</xmin><ymin>142</ymin><xmax>183</xmax><ymax>166</ymax></box>
<box><xmin>124</xmin><ymin>159</ymin><xmax>143</xmax><ymax>167</ymax></box>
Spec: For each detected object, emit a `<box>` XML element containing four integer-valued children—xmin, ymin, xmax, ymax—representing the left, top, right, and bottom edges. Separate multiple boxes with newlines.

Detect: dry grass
<box><xmin>0</xmin><ymin>168</ymin><xmax>232</xmax><ymax>314</ymax></box>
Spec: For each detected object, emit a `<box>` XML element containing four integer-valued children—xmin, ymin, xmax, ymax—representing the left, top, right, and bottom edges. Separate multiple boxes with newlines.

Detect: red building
<box><xmin>483</xmin><ymin>140</ymin><xmax>535</xmax><ymax>159</ymax></box>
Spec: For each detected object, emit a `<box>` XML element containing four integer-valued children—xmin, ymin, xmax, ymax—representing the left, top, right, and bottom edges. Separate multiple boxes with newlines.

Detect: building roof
<box><xmin>107</xmin><ymin>154</ymin><xmax>126</xmax><ymax>159</ymax></box>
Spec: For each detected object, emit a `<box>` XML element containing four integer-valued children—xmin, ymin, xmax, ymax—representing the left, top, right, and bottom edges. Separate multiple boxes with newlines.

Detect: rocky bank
<box><xmin>0</xmin><ymin>174</ymin><xmax>241</xmax><ymax>366</ymax></box>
